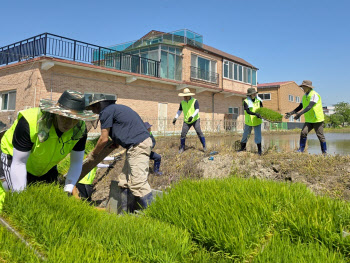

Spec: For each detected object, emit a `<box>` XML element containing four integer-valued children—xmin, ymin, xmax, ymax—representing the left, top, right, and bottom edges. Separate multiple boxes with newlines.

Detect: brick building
<box><xmin>257</xmin><ymin>81</ymin><xmax>305</xmax><ymax>123</ymax></box>
<box><xmin>0</xmin><ymin>30</ymin><xmax>258</xmax><ymax>134</ymax></box>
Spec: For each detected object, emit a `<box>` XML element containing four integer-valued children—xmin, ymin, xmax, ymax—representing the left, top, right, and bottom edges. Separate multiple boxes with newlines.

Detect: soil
<box><xmin>91</xmin><ymin>134</ymin><xmax>350</xmax><ymax>207</ymax></box>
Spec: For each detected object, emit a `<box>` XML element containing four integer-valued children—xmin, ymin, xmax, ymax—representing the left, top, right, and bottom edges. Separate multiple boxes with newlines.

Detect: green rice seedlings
<box><xmin>255</xmin><ymin>108</ymin><xmax>283</xmax><ymax>122</ymax></box>
<box><xmin>3</xmin><ymin>184</ymin><xmax>194</xmax><ymax>262</ymax></box>
<box><xmin>253</xmin><ymin>233</ymin><xmax>347</xmax><ymax>263</ymax></box>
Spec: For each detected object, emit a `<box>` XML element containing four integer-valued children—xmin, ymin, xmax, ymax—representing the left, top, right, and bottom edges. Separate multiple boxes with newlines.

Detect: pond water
<box><xmin>182</xmin><ymin>132</ymin><xmax>350</xmax><ymax>155</ymax></box>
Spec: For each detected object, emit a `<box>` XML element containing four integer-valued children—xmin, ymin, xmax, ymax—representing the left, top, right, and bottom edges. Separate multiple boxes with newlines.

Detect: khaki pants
<box><xmin>118</xmin><ymin>137</ymin><xmax>152</xmax><ymax>197</ymax></box>
<box><xmin>301</xmin><ymin>122</ymin><xmax>326</xmax><ymax>143</ymax></box>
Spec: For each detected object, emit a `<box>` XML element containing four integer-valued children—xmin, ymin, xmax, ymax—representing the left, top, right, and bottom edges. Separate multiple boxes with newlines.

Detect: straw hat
<box><xmin>299</xmin><ymin>80</ymin><xmax>314</xmax><ymax>89</ymax></box>
<box><xmin>39</xmin><ymin>90</ymin><xmax>98</xmax><ymax>121</ymax></box>
<box><xmin>178</xmin><ymin>88</ymin><xmax>195</xmax><ymax>97</ymax></box>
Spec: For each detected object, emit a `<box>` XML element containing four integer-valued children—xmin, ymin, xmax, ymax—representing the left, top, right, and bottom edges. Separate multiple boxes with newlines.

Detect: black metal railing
<box><xmin>0</xmin><ymin>33</ymin><xmax>160</xmax><ymax>78</ymax></box>
<box><xmin>190</xmin><ymin>66</ymin><xmax>219</xmax><ymax>85</ymax></box>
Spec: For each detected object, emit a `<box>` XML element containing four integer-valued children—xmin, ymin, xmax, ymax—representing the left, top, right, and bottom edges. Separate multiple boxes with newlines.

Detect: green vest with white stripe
<box><xmin>0</xmin><ymin>108</ymin><xmax>86</xmax><ymax>176</ymax></box>
<box><xmin>181</xmin><ymin>98</ymin><xmax>199</xmax><ymax>124</ymax></box>
<box><xmin>302</xmin><ymin>90</ymin><xmax>324</xmax><ymax>123</ymax></box>
<box><xmin>244</xmin><ymin>98</ymin><xmax>262</xmax><ymax>126</ymax></box>
<box><xmin>79</xmin><ymin>167</ymin><xmax>97</xmax><ymax>185</ymax></box>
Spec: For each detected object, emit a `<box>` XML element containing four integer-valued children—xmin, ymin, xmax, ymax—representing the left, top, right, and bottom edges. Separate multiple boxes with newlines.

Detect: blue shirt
<box><xmin>99</xmin><ymin>104</ymin><xmax>150</xmax><ymax>149</ymax></box>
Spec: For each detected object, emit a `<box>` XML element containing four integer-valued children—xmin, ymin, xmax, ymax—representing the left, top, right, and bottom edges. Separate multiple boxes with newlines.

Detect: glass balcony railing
<box><xmin>109</xmin><ymin>29</ymin><xmax>203</xmax><ymax>51</ymax></box>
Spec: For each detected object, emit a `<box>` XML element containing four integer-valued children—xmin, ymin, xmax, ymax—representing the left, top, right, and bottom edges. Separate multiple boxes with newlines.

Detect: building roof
<box><xmin>201</xmin><ymin>44</ymin><xmax>257</xmax><ymax>69</ymax></box>
<box><xmin>257</xmin><ymin>81</ymin><xmax>293</xmax><ymax>88</ymax></box>
<box><xmin>138</xmin><ymin>30</ymin><xmax>257</xmax><ymax>69</ymax></box>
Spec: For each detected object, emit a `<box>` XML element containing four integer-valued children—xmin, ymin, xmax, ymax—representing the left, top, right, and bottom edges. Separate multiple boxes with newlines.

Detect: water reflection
<box><xmin>204</xmin><ymin>133</ymin><xmax>350</xmax><ymax>155</ymax></box>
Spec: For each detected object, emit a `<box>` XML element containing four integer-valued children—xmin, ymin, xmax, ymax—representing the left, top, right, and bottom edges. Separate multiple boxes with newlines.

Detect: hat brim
<box><xmin>247</xmin><ymin>91</ymin><xmax>258</xmax><ymax>96</ymax></box>
<box><xmin>87</xmin><ymin>99</ymin><xmax>117</xmax><ymax>107</ymax></box>
<box><xmin>40</xmin><ymin>99</ymin><xmax>98</xmax><ymax>121</ymax></box>
<box><xmin>299</xmin><ymin>84</ymin><xmax>314</xmax><ymax>89</ymax></box>
<box><xmin>178</xmin><ymin>93</ymin><xmax>195</xmax><ymax>97</ymax></box>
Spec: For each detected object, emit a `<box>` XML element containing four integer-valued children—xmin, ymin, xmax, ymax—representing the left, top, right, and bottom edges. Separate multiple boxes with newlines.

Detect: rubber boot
<box><xmin>320</xmin><ymin>142</ymin><xmax>327</xmax><ymax>154</ymax></box>
<box><xmin>179</xmin><ymin>138</ymin><xmax>186</xmax><ymax>153</ymax></box>
<box><xmin>200</xmin><ymin>136</ymin><xmax>207</xmax><ymax>152</ymax></box>
<box><xmin>257</xmin><ymin>143</ymin><xmax>262</xmax><ymax>156</ymax></box>
<box><xmin>297</xmin><ymin>137</ymin><xmax>307</xmax><ymax>152</ymax></box>
<box><xmin>137</xmin><ymin>192</ymin><xmax>154</xmax><ymax>209</ymax></box>
<box><xmin>153</xmin><ymin>160</ymin><xmax>163</xmax><ymax>175</ymax></box>
<box><xmin>237</xmin><ymin>142</ymin><xmax>246</xmax><ymax>152</ymax></box>
<box><xmin>120</xmin><ymin>187</ymin><xmax>129</xmax><ymax>213</ymax></box>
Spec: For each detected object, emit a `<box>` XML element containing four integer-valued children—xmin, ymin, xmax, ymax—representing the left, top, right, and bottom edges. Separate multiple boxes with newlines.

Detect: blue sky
<box><xmin>1</xmin><ymin>0</ymin><xmax>349</xmax><ymax>105</ymax></box>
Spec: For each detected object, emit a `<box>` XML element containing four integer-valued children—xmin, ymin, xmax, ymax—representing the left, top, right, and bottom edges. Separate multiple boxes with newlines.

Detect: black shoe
<box><xmin>237</xmin><ymin>142</ymin><xmax>246</xmax><ymax>152</ymax></box>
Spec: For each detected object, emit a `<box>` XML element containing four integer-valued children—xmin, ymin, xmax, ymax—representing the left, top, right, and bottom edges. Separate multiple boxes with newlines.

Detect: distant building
<box><xmin>323</xmin><ymin>106</ymin><xmax>335</xmax><ymax>116</ymax></box>
<box><xmin>0</xmin><ymin>30</ymin><xmax>258</xmax><ymax>133</ymax></box>
<box><xmin>257</xmin><ymin>81</ymin><xmax>305</xmax><ymax>123</ymax></box>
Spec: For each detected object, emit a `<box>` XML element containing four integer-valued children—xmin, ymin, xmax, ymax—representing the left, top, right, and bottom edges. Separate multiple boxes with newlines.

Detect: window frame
<box><xmin>258</xmin><ymin>93</ymin><xmax>271</xmax><ymax>101</ymax></box>
<box><xmin>0</xmin><ymin>90</ymin><xmax>16</xmax><ymax>111</ymax></box>
<box><xmin>288</xmin><ymin>95</ymin><xmax>294</xmax><ymax>102</ymax></box>
<box><xmin>296</xmin><ymin>96</ymin><xmax>300</xmax><ymax>103</ymax></box>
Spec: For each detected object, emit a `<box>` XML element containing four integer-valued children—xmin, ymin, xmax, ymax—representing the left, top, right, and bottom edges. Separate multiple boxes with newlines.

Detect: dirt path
<box><xmin>91</xmin><ymin>135</ymin><xmax>350</xmax><ymax>206</ymax></box>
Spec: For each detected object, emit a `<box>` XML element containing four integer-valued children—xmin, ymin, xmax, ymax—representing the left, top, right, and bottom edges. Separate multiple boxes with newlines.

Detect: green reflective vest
<box><xmin>181</xmin><ymin>98</ymin><xmax>199</xmax><ymax>124</ymax></box>
<box><xmin>302</xmin><ymin>90</ymin><xmax>324</xmax><ymax>123</ymax></box>
<box><xmin>79</xmin><ymin>167</ymin><xmax>97</xmax><ymax>185</ymax></box>
<box><xmin>244</xmin><ymin>98</ymin><xmax>263</xmax><ymax>126</ymax></box>
<box><xmin>0</xmin><ymin>108</ymin><xmax>86</xmax><ymax>176</ymax></box>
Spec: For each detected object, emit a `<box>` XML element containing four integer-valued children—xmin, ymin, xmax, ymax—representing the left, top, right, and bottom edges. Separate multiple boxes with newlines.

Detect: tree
<box><xmin>334</xmin><ymin>102</ymin><xmax>350</xmax><ymax>126</ymax></box>
<box><xmin>328</xmin><ymin>113</ymin><xmax>344</xmax><ymax>128</ymax></box>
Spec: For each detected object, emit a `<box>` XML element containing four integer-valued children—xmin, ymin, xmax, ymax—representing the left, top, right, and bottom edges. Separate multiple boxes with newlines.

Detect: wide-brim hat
<box><xmin>144</xmin><ymin>122</ymin><xmax>152</xmax><ymax>130</ymax></box>
<box><xmin>86</xmin><ymin>93</ymin><xmax>117</xmax><ymax>107</ymax></box>
<box><xmin>299</xmin><ymin>80</ymin><xmax>314</xmax><ymax>89</ymax></box>
<box><xmin>39</xmin><ymin>90</ymin><xmax>98</xmax><ymax>121</ymax></box>
<box><xmin>178</xmin><ymin>88</ymin><xmax>195</xmax><ymax>97</ymax></box>
<box><xmin>246</xmin><ymin>87</ymin><xmax>258</xmax><ymax>96</ymax></box>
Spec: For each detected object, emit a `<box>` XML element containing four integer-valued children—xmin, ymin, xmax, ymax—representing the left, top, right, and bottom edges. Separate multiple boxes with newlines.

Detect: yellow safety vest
<box><xmin>1</xmin><ymin>108</ymin><xmax>86</xmax><ymax>176</ymax></box>
<box><xmin>302</xmin><ymin>90</ymin><xmax>324</xmax><ymax>123</ymax></box>
<box><xmin>244</xmin><ymin>98</ymin><xmax>263</xmax><ymax>126</ymax></box>
<box><xmin>79</xmin><ymin>167</ymin><xmax>97</xmax><ymax>185</ymax></box>
<box><xmin>181</xmin><ymin>98</ymin><xmax>199</xmax><ymax>124</ymax></box>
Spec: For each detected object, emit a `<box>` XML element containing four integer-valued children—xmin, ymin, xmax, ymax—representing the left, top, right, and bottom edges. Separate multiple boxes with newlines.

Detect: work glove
<box><xmin>284</xmin><ymin>111</ymin><xmax>294</xmax><ymax>119</ymax></box>
<box><xmin>188</xmin><ymin>116</ymin><xmax>193</xmax><ymax>122</ymax></box>
<box><xmin>255</xmin><ymin>113</ymin><xmax>262</xmax><ymax>119</ymax></box>
<box><xmin>172</xmin><ymin>118</ymin><xmax>177</xmax><ymax>125</ymax></box>
<box><xmin>294</xmin><ymin>113</ymin><xmax>301</xmax><ymax>120</ymax></box>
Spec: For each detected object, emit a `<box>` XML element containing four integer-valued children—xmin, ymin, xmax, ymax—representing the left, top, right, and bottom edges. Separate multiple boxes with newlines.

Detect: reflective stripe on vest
<box><xmin>79</xmin><ymin>167</ymin><xmax>97</xmax><ymax>185</ymax></box>
<box><xmin>0</xmin><ymin>182</ymin><xmax>5</xmax><ymax>213</ymax></box>
<box><xmin>244</xmin><ymin>98</ymin><xmax>262</xmax><ymax>126</ymax></box>
<box><xmin>302</xmin><ymin>90</ymin><xmax>324</xmax><ymax>123</ymax></box>
<box><xmin>181</xmin><ymin>98</ymin><xmax>199</xmax><ymax>124</ymax></box>
<box><xmin>0</xmin><ymin>108</ymin><xmax>86</xmax><ymax>176</ymax></box>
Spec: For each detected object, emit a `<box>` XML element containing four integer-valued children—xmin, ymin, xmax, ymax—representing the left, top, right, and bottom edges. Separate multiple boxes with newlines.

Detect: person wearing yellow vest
<box><xmin>75</xmin><ymin>159</ymin><xmax>114</xmax><ymax>201</ymax></box>
<box><xmin>0</xmin><ymin>90</ymin><xmax>98</xmax><ymax>211</ymax></box>
<box><xmin>237</xmin><ymin>87</ymin><xmax>264</xmax><ymax>155</ymax></box>
<box><xmin>172</xmin><ymin>88</ymin><xmax>206</xmax><ymax>153</ymax></box>
<box><xmin>284</xmin><ymin>80</ymin><xmax>327</xmax><ymax>153</ymax></box>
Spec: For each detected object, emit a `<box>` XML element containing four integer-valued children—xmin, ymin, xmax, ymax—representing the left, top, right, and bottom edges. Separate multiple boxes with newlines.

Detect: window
<box><xmin>223</xmin><ymin>60</ymin><xmax>257</xmax><ymax>85</ymax></box>
<box><xmin>296</xmin><ymin>96</ymin><xmax>300</xmax><ymax>103</ymax></box>
<box><xmin>191</xmin><ymin>54</ymin><xmax>217</xmax><ymax>83</ymax></box>
<box><xmin>288</xmin><ymin>95</ymin><xmax>294</xmax><ymax>102</ymax></box>
<box><xmin>258</xmin><ymin>93</ymin><xmax>271</xmax><ymax>100</ymax></box>
<box><xmin>228</xmin><ymin>107</ymin><xmax>239</xmax><ymax>114</ymax></box>
<box><xmin>1</xmin><ymin>90</ymin><xmax>16</xmax><ymax>111</ymax></box>
<box><xmin>160</xmin><ymin>45</ymin><xmax>182</xmax><ymax>81</ymax></box>
<box><xmin>289</xmin><ymin>115</ymin><xmax>294</xmax><ymax>122</ymax></box>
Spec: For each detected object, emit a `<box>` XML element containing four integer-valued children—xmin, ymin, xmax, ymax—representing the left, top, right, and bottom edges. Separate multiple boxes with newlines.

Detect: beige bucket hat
<box><xmin>299</xmin><ymin>80</ymin><xmax>314</xmax><ymax>89</ymax></box>
<box><xmin>178</xmin><ymin>88</ymin><xmax>195</xmax><ymax>97</ymax></box>
<box><xmin>246</xmin><ymin>87</ymin><xmax>258</xmax><ymax>96</ymax></box>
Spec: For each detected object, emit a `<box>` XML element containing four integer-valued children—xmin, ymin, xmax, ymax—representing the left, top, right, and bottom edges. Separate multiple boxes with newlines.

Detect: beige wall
<box><xmin>0</xmin><ymin>60</ymin><xmax>245</xmax><ymax>131</ymax></box>
<box><xmin>258</xmin><ymin>82</ymin><xmax>305</xmax><ymax>123</ymax></box>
